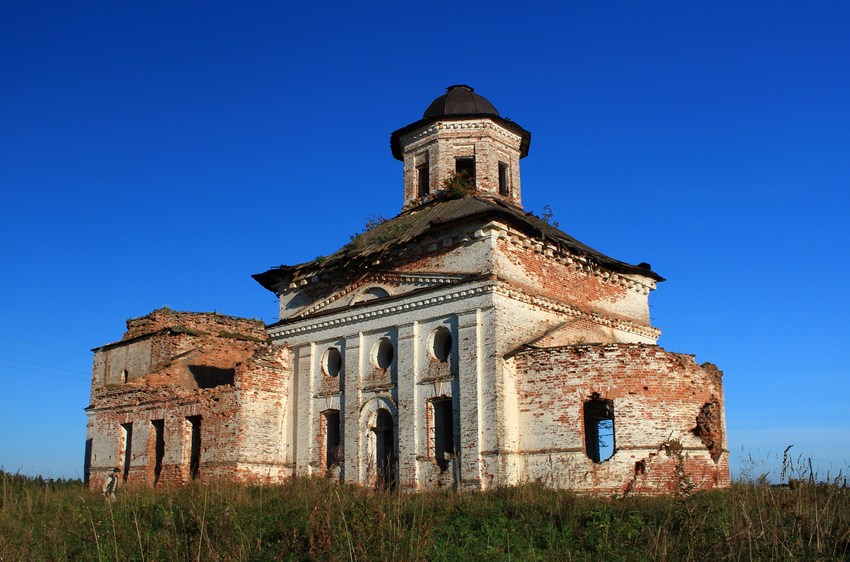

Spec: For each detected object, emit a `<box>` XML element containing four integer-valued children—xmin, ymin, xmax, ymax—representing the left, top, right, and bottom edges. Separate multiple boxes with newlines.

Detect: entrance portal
<box><xmin>373</xmin><ymin>409</ymin><xmax>396</xmax><ymax>489</ymax></box>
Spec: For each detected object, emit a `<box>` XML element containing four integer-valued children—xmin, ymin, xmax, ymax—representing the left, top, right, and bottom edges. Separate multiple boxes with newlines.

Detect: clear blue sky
<box><xmin>2</xmin><ymin>1</ymin><xmax>848</xmax><ymax>480</ymax></box>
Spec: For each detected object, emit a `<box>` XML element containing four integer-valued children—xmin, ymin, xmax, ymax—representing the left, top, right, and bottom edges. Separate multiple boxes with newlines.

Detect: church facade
<box><xmin>85</xmin><ymin>86</ymin><xmax>730</xmax><ymax>494</ymax></box>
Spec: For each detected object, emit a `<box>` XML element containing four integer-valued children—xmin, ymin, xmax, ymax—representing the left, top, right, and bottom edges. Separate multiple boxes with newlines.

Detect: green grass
<box><xmin>1</xmin><ymin>470</ymin><xmax>848</xmax><ymax>561</ymax></box>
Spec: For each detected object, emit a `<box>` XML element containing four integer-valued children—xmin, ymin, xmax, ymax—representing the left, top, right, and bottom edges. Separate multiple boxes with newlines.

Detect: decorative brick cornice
<box><xmin>400</xmin><ymin>119</ymin><xmax>523</xmax><ymax>149</ymax></box>
<box><xmin>492</xmin><ymin>222</ymin><xmax>657</xmax><ymax>295</ymax></box>
<box><xmin>491</xmin><ymin>281</ymin><xmax>661</xmax><ymax>340</ymax></box>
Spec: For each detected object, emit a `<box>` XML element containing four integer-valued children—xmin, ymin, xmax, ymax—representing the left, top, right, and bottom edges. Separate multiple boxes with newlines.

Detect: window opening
<box><xmin>498</xmin><ymin>162</ymin><xmax>509</xmax><ymax>195</ymax></box>
<box><xmin>455</xmin><ymin>158</ymin><xmax>475</xmax><ymax>185</ymax></box>
<box><xmin>430</xmin><ymin>327</ymin><xmax>452</xmax><ymax>363</ymax></box>
<box><xmin>187</xmin><ymin>415</ymin><xmax>201</xmax><ymax>480</ymax></box>
<box><xmin>373</xmin><ymin>409</ymin><xmax>396</xmax><ymax>489</ymax></box>
<box><xmin>351</xmin><ymin>286</ymin><xmax>389</xmax><ymax>305</ymax></box>
<box><xmin>417</xmin><ymin>163</ymin><xmax>430</xmax><ymax>197</ymax></box>
<box><xmin>121</xmin><ymin>422</ymin><xmax>133</xmax><ymax>482</ymax></box>
<box><xmin>151</xmin><ymin>419</ymin><xmax>165</xmax><ymax>484</ymax></box>
<box><xmin>584</xmin><ymin>397</ymin><xmax>615</xmax><ymax>463</ymax></box>
<box><xmin>324</xmin><ymin>410</ymin><xmax>341</xmax><ymax>468</ymax></box>
<box><xmin>121</xmin><ymin>369</ymin><xmax>129</xmax><ymax>383</ymax></box>
<box><xmin>84</xmin><ymin>438</ymin><xmax>93</xmax><ymax>486</ymax></box>
<box><xmin>322</xmin><ymin>348</ymin><xmax>342</xmax><ymax>377</ymax></box>
<box><xmin>372</xmin><ymin>338</ymin><xmax>394</xmax><ymax>371</ymax></box>
<box><xmin>432</xmin><ymin>398</ymin><xmax>455</xmax><ymax>472</ymax></box>
<box><xmin>187</xmin><ymin>365</ymin><xmax>235</xmax><ymax>388</ymax></box>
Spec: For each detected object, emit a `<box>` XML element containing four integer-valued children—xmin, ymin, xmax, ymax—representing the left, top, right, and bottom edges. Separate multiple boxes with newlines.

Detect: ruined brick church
<box><xmin>85</xmin><ymin>86</ymin><xmax>730</xmax><ymax>494</ymax></box>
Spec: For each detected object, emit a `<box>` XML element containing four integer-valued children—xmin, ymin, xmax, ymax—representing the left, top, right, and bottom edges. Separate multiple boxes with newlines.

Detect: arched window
<box><xmin>584</xmin><ymin>397</ymin><xmax>615</xmax><ymax>463</ymax></box>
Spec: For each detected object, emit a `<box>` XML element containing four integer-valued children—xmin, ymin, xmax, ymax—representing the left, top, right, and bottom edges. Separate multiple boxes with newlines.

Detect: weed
<box><xmin>0</xmin><ymin>468</ymin><xmax>848</xmax><ymax>560</ymax></box>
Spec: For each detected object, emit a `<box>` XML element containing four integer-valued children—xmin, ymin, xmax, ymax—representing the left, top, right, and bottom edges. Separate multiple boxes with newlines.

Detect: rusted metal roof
<box><xmin>253</xmin><ymin>196</ymin><xmax>663</xmax><ymax>293</ymax></box>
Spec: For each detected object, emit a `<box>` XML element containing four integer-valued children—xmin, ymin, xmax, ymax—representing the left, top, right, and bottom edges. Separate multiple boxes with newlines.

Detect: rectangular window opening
<box><xmin>84</xmin><ymin>438</ymin><xmax>93</xmax><ymax>486</ymax></box>
<box><xmin>417</xmin><ymin>164</ymin><xmax>430</xmax><ymax>198</ymax></box>
<box><xmin>186</xmin><ymin>415</ymin><xmax>201</xmax><ymax>480</ymax></box>
<box><xmin>584</xmin><ymin>398</ymin><xmax>615</xmax><ymax>463</ymax></box>
<box><xmin>498</xmin><ymin>162</ymin><xmax>509</xmax><ymax>196</ymax></box>
<box><xmin>455</xmin><ymin>158</ymin><xmax>475</xmax><ymax>186</ymax></box>
<box><xmin>324</xmin><ymin>410</ymin><xmax>341</xmax><ymax>469</ymax></box>
<box><xmin>151</xmin><ymin>419</ymin><xmax>165</xmax><ymax>484</ymax></box>
<box><xmin>433</xmin><ymin>399</ymin><xmax>455</xmax><ymax>472</ymax></box>
<box><xmin>121</xmin><ymin>422</ymin><xmax>133</xmax><ymax>482</ymax></box>
<box><xmin>188</xmin><ymin>365</ymin><xmax>235</xmax><ymax>388</ymax></box>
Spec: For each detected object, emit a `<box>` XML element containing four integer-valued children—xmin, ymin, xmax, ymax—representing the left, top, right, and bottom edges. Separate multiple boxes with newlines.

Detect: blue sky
<box><xmin>1</xmin><ymin>2</ymin><xmax>848</xmax><ymax>480</ymax></box>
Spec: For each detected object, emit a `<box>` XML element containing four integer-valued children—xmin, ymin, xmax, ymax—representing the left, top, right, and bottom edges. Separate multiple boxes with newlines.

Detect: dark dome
<box><xmin>423</xmin><ymin>85</ymin><xmax>500</xmax><ymax>118</ymax></box>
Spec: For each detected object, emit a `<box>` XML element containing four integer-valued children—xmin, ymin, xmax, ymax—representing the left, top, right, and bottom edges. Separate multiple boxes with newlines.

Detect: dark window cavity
<box><xmin>455</xmin><ymin>157</ymin><xmax>475</xmax><ymax>185</ymax></box>
<box><xmin>83</xmin><ymin>438</ymin><xmax>93</xmax><ymax>486</ymax></box>
<box><xmin>584</xmin><ymin>397</ymin><xmax>615</xmax><ymax>463</ymax></box>
<box><xmin>188</xmin><ymin>365</ymin><xmax>235</xmax><ymax>388</ymax></box>
<box><xmin>322</xmin><ymin>347</ymin><xmax>342</xmax><ymax>378</ymax></box>
<box><xmin>430</xmin><ymin>327</ymin><xmax>452</xmax><ymax>363</ymax></box>
<box><xmin>417</xmin><ymin>163</ymin><xmax>430</xmax><ymax>197</ymax></box>
<box><xmin>498</xmin><ymin>162</ymin><xmax>509</xmax><ymax>195</ymax></box>
<box><xmin>432</xmin><ymin>398</ymin><xmax>455</xmax><ymax>472</ymax></box>
<box><xmin>372</xmin><ymin>338</ymin><xmax>394</xmax><ymax>371</ymax></box>
<box><xmin>151</xmin><ymin>419</ymin><xmax>165</xmax><ymax>484</ymax></box>
<box><xmin>121</xmin><ymin>422</ymin><xmax>133</xmax><ymax>482</ymax></box>
<box><xmin>187</xmin><ymin>415</ymin><xmax>201</xmax><ymax>480</ymax></box>
<box><xmin>324</xmin><ymin>410</ymin><xmax>341</xmax><ymax>468</ymax></box>
<box><xmin>373</xmin><ymin>409</ymin><xmax>396</xmax><ymax>489</ymax></box>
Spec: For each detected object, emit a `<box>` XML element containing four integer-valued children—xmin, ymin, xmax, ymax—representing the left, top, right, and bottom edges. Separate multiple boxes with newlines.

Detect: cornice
<box><xmin>270</xmin><ymin>277</ymin><xmax>658</xmax><ymax>341</ymax></box>
<box><xmin>400</xmin><ymin>119</ymin><xmax>523</xmax><ymax>149</ymax></box>
<box><xmin>270</xmin><ymin>282</ymin><xmax>494</xmax><ymax>339</ymax></box>
<box><xmin>493</xmin><ymin>222</ymin><xmax>657</xmax><ymax>295</ymax></box>
<box><xmin>297</xmin><ymin>272</ymin><xmax>471</xmax><ymax>318</ymax></box>
<box><xmin>491</xmin><ymin>281</ymin><xmax>661</xmax><ymax>340</ymax></box>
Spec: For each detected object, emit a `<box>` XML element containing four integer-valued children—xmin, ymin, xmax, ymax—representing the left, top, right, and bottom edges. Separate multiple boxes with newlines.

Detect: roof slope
<box><xmin>253</xmin><ymin>196</ymin><xmax>663</xmax><ymax>293</ymax></box>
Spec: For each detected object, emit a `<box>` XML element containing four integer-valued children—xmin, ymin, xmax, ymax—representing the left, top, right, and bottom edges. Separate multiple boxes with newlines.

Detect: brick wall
<box><xmin>510</xmin><ymin>344</ymin><xmax>730</xmax><ymax>494</ymax></box>
<box><xmin>86</xmin><ymin>310</ymin><xmax>287</xmax><ymax>490</ymax></box>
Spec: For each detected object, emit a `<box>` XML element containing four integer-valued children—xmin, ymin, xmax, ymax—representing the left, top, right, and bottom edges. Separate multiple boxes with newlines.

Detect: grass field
<box><xmin>1</xmin><ymin>467</ymin><xmax>848</xmax><ymax>561</ymax></box>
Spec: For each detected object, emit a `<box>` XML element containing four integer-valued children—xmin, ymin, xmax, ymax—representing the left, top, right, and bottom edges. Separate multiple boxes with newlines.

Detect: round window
<box><xmin>371</xmin><ymin>337</ymin><xmax>394</xmax><ymax>370</ymax></box>
<box><xmin>322</xmin><ymin>347</ymin><xmax>342</xmax><ymax>377</ymax></box>
<box><xmin>430</xmin><ymin>327</ymin><xmax>452</xmax><ymax>362</ymax></box>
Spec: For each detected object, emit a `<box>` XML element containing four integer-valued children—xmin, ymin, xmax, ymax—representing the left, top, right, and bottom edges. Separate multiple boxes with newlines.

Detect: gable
<box><xmin>278</xmin><ymin>271</ymin><xmax>475</xmax><ymax>320</ymax></box>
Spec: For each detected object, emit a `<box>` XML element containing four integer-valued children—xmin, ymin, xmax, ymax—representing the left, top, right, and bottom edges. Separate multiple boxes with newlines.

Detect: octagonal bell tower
<box><xmin>390</xmin><ymin>85</ymin><xmax>532</xmax><ymax>210</ymax></box>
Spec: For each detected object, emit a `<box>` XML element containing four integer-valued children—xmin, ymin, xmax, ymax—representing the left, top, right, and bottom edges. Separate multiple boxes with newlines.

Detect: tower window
<box><xmin>498</xmin><ymin>162</ymin><xmax>509</xmax><ymax>196</ymax></box>
<box><xmin>417</xmin><ymin>163</ymin><xmax>430</xmax><ymax>197</ymax></box>
<box><xmin>455</xmin><ymin>158</ymin><xmax>475</xmax><ymax>185</ymax></box>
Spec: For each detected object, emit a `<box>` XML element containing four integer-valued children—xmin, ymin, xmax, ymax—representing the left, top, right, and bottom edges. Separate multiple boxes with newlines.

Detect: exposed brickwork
<box><xmin>85</xmin><ymin>309</ymin><xmax>288</xmax><ymax>490</ymax></box>
<box><xmin>400</xmin><ymin>119</ymin><xmax>524</xmax><ymax>209</ymax></box>
<box><xmin>86</xmin><ymin>86</ymin><xmax>729</xmax><ymax>496</ymax></box>
<box><xmin>511</xmin><ymin>344</ymin><xmax>730</xmax><ymax>494</ymax></box>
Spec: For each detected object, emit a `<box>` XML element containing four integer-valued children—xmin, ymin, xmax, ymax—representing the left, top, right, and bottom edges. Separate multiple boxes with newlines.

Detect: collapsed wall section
<box><xmin>511</xmin><ymin>343</ymin><xmax>730</xmax><ymax>495</ymax></box>
<box><xmin>85</xmin><ymin>309</ymin><xmax>289</xmax><ymax>489</ymax></box>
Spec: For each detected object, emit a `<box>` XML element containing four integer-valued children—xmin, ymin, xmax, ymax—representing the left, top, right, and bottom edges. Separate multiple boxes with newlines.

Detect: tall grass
<box><xmin>1</xmin><ymin>468</ymin><xmax>847</xmax><ymax>561</ymax></box>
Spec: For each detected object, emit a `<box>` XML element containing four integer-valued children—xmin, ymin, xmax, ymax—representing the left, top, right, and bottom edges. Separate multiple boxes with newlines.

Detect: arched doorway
<box><xmin>373</xmin><ymin>408</ymin><xmax>396</xmax><ymax>490</ymax></box>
